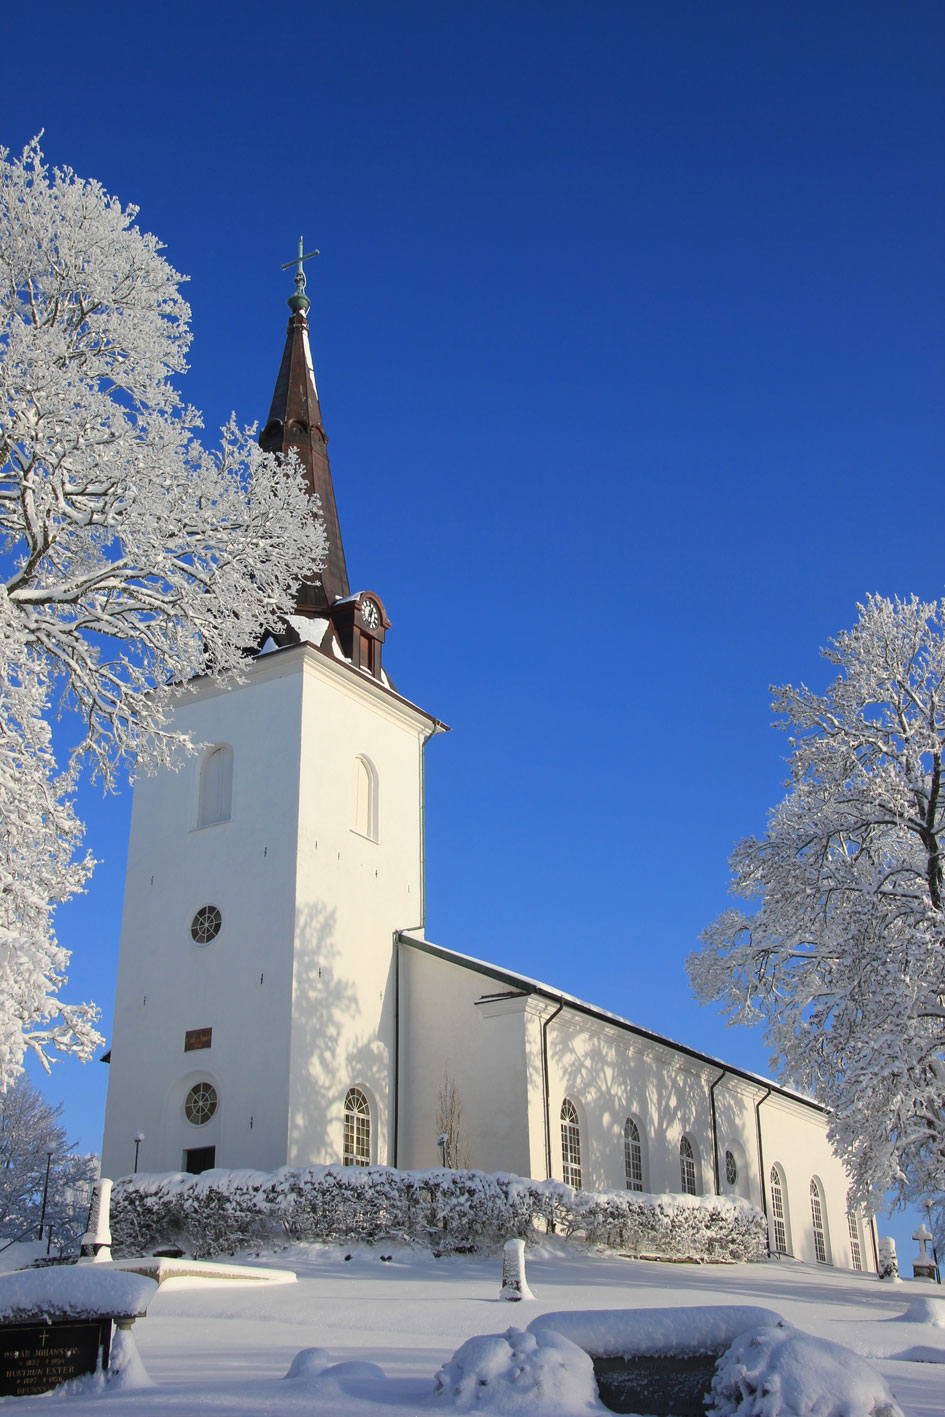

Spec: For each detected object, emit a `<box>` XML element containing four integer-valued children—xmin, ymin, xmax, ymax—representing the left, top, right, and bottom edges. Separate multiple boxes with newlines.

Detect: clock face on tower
<box><xmin>360</xmin><ymin>598</ymin><xmax>381</xmax><ymax>632</ymax></box>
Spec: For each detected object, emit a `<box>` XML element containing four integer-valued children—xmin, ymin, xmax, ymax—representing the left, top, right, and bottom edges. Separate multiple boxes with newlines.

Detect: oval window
<box><xmin>191</xmin><ymin>905</ymin><xmax>222</xmax><ymax>944</ymax></box>
<box><xmin>184</xmin><ymin>1082</ymin><xmax>218</xmax><ymax>1126</ymax></box>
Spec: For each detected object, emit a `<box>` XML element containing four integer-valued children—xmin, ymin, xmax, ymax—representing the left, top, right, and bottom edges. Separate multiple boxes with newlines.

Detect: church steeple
<box><xmin>260</xmin><ymin>239</ymin><xmax>350</xmax><ymax>614</ymax></box>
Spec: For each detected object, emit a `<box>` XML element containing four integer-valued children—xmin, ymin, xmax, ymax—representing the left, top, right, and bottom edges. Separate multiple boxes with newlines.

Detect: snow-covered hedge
<box><xmin>110</xmin><ymin>1165</ymin><xmax>767</xmax><ymax>1263</ymax></box>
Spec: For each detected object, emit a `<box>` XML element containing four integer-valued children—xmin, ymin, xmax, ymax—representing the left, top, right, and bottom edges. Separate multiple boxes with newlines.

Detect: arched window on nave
<box><xmin>343</xmin><ymin>1088</ymin><xmax>371</xmax><ymax>1167</ymax></box>
<box><xmin>679</xmin><ymin>1135</ymin><xmax>699</xmax><ymax>1195</ymax></box>
<box><xmin>810</xmin><ymin>1176</ymin><xmax>830</xmax><ymax>1264</ymax></box>
<box><xmin>624</xmin><ymin>1117</ymin><xmax>644</xmax><ymax>1191</ymax></box>
<box><xmin>560</xmin><ymin>1099</ymin><xmax>582</xmax><ymax>1190</ymax></box>
<box><xmin>770</xmin><ymin>1164</ymin><xmax>791</xmax><ymax>1254</ymax></box>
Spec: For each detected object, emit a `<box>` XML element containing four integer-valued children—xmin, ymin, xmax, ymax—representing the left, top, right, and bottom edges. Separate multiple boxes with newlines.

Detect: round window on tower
<box><xmin>184</xmin><ymin>1082</ymin><xmax>218</xmax><ymax>1126</ymax></box>
<box><xmin>190</xmin><ymin>905</ymin><xmax>222</xmax><ymax>944</ymax></box>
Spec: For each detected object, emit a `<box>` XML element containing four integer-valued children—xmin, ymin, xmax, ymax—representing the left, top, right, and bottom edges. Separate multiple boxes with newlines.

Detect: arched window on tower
<box><xmin>624</xmin><ymin>1118</ymin><xmax>644</xmax><ymax>1191</ymax></box>
<box><xmin>197</xmin><ymin>745</ymin><xmax>233</xmax><ymax>827</ymax></box>
<box><xmin>353</xmin><ymin>756</ymin><xmax>378</xmax><ymax>841</ymax></box>
<box><xmin>810</xmin><ymin>1176</ymin><xmax>831</xmax><ymax>1263</ymax></box>
<box><xmin>343</xmin><ymin>1088</ymin><xmax>371</xmax><ymax>1167</ymax></box>
<box><xmin>560</xmin><ymin>1099</ymin><xmax>582</xmax><ymax>1189</ymax></box>
<box><xmin>770</xmin><ymin>1163</ymin><xmax>791</xmax><ymax>1254</ymax></box>
<box><xmin>679</xmin><ymin>1135</ymin><xmax>699</xmax><ymax>1195</ymax></box>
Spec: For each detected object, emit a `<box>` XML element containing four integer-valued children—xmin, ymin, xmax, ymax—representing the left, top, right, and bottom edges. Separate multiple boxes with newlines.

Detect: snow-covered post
<box><xmin>80</xmin><ymin>1178</ymin><xmax>113</xmax><ymax>1262</ymax></box>
<box><xmin>877</xmin><ymin>1236</ymin><xmax>900</xmax><ymax>1282</ymax></box>
<box><xmin>500</xmin><ymin>1238</ymin><xmax>533</xmax><ymax>1301</ymax></box>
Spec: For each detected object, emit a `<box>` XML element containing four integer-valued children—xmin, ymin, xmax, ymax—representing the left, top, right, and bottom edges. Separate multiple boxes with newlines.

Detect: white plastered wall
<box><xmin>286</xmin><ymin>650</ymin><xmax>432</xmax><ymax>1168</ymax></box>
<box><xmin>102</xmin><ymin>655</ymin><xmax>304</xmax><ymax>1179</ymax></box>
<box><xmin>103</xmin><ymin>644</ymin><xmax>436</xmax><ymax>1180</ymax></box>
<box><xmin>758</xmin><ymin>1094</ymin><xmax>870</xmax><ymax>1271</ymax></box>
<box><xmin>397</xmin><ymin>948</ymin><xmax>539</xmax><ymax>1177</ymax></box>
<box><xmin>394</xmin><ymin>945</ymin><xmax>872</xmax><ymax>1272</ymax></box>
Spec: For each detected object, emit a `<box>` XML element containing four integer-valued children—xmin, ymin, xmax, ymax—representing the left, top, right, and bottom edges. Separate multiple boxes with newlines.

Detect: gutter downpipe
<box><xmin>754</xmin><ymin>1087</ymin><xmax>772</xmax><ymax>1256</ymax></box>
<box><xmin>392</xmin><ymin>721</ymin><xmax>445</xmax><ymax>1170</ymax></box>
<box><xmin>709</xmin><ymin>1070</ymin><xmax>726</xmax><ymax>1194</ymax></box>
<box><xmin>541</xmin><ymin>999</ymin><xmax>566</xmax><ymax>1180</ymax></box>
<box><xmin>392</xmin><ymin>932</ymin><xmax>401</xmax><ymax>1168</ymax></box>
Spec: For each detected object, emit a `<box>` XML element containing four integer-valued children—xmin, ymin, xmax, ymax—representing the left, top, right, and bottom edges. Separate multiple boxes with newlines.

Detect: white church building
<box><xmin>101</xmin><ymin>260</ymin><xmax>875</xmax><ymax>1275</ymax></box>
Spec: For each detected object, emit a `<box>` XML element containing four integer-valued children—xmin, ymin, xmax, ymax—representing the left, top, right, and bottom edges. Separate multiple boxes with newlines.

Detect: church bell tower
<box><xmin>101</xmin><ymin>247</ymin><xmax>444</xmax><ymax>1181</ymax></box>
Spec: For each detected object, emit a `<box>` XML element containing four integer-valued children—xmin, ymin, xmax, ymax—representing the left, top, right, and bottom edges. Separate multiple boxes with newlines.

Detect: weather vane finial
<box><xmin>281</xmin><ymin>235</ymin><xmax>319</xmax><ymax>313</ymax></box>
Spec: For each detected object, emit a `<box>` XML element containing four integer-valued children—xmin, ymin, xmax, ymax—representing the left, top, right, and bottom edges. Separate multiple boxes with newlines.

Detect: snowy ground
<box><xmin>1</xmin><ymin>1240</ymin><xmax>942</xmax><ymax>1415</ymax></box>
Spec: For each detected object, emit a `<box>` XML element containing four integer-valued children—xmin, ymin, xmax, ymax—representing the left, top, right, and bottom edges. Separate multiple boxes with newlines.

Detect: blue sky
<box><xmin>3</xmin><ymin>2</ymin><xmax>943</xmax><ymax>1254</ymax></box>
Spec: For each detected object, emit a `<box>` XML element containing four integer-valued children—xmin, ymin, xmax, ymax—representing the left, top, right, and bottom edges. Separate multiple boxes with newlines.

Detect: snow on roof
<box><xmin>285</xmin><ymin>615</ymin><xmax>334</xmax><ymax>648</ymax></box>
<box><xmin>398</xmin><ymin>933</ymin><xmax>823</xmax><ymax>1112</ymax></box>
<box><xmin>0</xmin><ymin>1267</ymin><xmax>157</xmax><ymax>1323</ymax></box>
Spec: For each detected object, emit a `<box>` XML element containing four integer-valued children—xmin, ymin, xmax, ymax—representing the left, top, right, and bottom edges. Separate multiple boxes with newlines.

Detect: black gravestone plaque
<box><xmin>0</xmin><ymin>1318</ymin><xmax>112</xmax><ymax>1396</ymax></box>
<box><xmin>593</xmin><ymin>1351</ymin><xmax>720</xmax><ymax>1417</ymax></box>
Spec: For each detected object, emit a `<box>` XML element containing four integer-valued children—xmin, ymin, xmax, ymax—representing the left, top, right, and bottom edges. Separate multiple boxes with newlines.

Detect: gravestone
<box><xmin>911</xmin><ymin>1223</ymin><xmax>937</xmax><ymax>1282</ymax></box>
<box><xmin>0</xmin><ymin>1318</ymin><xmax>113</xmax><ymax>1397</ymax></box>
<box><xmin>527</xmin><ymin>1304</ymin><xmax>784</xmax><ymax>1417</ymax></box>
<box><xmin>0</xmin><ymin>1268</ymin><xmax>155</xmax><ymax>1397</ymax></box>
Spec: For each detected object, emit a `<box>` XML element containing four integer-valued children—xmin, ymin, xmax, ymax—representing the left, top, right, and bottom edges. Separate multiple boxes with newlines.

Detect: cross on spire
<box><xmin>281</xmin><ymin>236</ymin><xmax>319</xmax><ymax>313</ymax></box>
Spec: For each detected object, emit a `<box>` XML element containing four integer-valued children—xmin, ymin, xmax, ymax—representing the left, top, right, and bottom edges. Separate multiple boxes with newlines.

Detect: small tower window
<box><xmin>353</xmin><ymin>756</ymin><xmax>378</xmax><ymax>840</ymax></box>
<box><xmin>343</xmin><ymin>1088</ymin><xmax>371</xmax><ymax>1166</ymax></box>
<box><xmin>725</xmin><ymin>1149</ymin><xmax>738</xmax><ymax>1186</ymax></box>
<box><xmin>624</xmin><ymin>1118</ymin><xmax>644</xmax><ymax>1191</ymax></box>
<box><xmin>680</xmin><ymin>1135</ymin><xmax>699</xmax><ymax>1195</ymax></box>
<box><xmin>560</xmin><ymin>1099</ymin><xmax>582</xmax><ymax>1189</ymax></box>
<box><xmin>197</xmin><ymin>745</ymin><xmax>233</xmax><ymax>827</ymax></box>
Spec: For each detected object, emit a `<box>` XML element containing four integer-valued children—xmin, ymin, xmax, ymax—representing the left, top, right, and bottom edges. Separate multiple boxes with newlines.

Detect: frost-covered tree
<box><xmin>0</xmin><ymin>140</ymin><xmax>327</xmax><ymax>1083</ymax></box>
<box><xmin>688</xmin><ymin>595</ymin><xmax>944</xmax><ymax>1216</ymax></box>
<box><xmin>0</xmin><ymin>1074</ymin><xmax>97</xmax><ymax>1247</ymax></box>
<box><xmin>0</xmin><ymin>597</ymin><xmax>97</xmax><ymax>1079</ymax></box>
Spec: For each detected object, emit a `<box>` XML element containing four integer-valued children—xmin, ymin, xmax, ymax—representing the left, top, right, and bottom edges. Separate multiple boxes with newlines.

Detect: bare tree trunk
<box><xmin>435</xmin><ymin>1073</ymin><xmax>470</xmax><ymax>1170</ymax></box>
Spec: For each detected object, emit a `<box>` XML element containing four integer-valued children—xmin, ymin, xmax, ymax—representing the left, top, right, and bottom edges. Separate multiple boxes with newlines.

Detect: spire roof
<box><xmin>260</xmin><ymin>244</ymin><xmax>349</xmax><ymax>614</ymax></box>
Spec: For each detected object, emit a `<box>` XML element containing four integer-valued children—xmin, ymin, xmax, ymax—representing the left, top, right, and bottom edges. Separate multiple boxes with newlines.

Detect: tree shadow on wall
<box><xmin>285</xmin><ymin>900</ymin><xmax>391</xmax><ymax>1166</ymax></box>
<box><xmin>546</xmin><ymin>1022</ymin><xmax>718</xmax><ymax>1193</ymax></box>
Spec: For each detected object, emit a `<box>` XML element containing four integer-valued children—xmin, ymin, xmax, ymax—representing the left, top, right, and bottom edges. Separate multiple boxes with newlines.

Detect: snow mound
<box><xmin>892</xmin><ymin>1296</ymin><xmax>945</xmax><ymax>1327</ymax></box>
<box><xmin>282</xmin><ymin>1345</ymin><xmax>386</xmax><ymax>1392</ymax></box>
<box><xmin>431</xmin><ymin>1325</ymin><xmax>606</xmax><ymax>1414</ymax></box>
<box><xmin>708</xmin><ymin>1322</ymin><xmax>904</xmax><ymax>1417</ymax></box>
<box><xmin>283</xmin><ymin>1346</ymin><xmax>331</xmax><ymax>1379</ymax></box>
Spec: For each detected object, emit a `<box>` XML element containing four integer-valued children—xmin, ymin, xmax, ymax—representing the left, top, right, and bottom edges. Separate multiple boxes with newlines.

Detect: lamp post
<box><xmin>924</xmin><ymin>1199</ymin><xmax>941</xmax><ymax>1285</ymax></box>
<box><xmin>437</xmin><ymin>1133</ymin><xmax>449</xmax><ymax>1169</ymax></box>
<box><xmin>133</xmin><ymin>1133</ymin><xmax>144</xmax><ymax>1174</ymax></box>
